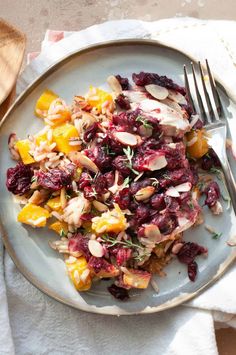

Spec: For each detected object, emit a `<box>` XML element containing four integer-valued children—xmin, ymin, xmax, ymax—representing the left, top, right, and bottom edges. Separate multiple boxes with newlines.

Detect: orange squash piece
<box><xmin>15</xmin><ymin>139</ymin><xmax>35</xmax><ymax>165</ymax></box>
<box><xmin>186</xmin><ymin>129</ymin><xmax>209</xmax><ymax>159</ymax></box>
<box><xmin>17</xmin><ymin>203</ymin><xmax>50</xmax><ymax>227</ymax></box>
<box><xmin>52</xmin><ymin>123</ymin><xmax>80</xmax><ymax>155</ymax></box>
<box><xmin>35</xmin><ymin>89</ymin><xmax>59</xmax><ymax>118</ymax></box>
<box><xmin>65</xmin><ymin>256</ymin><xmax>92</xmax><ymax>291</ymax></box>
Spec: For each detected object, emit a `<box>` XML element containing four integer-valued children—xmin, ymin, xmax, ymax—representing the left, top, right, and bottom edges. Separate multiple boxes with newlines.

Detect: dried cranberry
<box><xmin>6</xmin><ymin>163</ymin><xmax>33</xmax><ymax>195</ymax></box>
<box><xmin>108</xmin><ymin>138</ymin><xmax>124</xmax><ymax>154</ymax></box>
<box><xmin>201</xmin><ymin>149</ymin><xmax>221</xmax><ymax>171</ymax></box>
<box><xmin>83</xmin><ymin>122</ymin><xmax>98</xmax><ymax>142</ymax></box>
<box><xmin>110</xmin><ymin>246</ymin><xmax>132</xmax><ymax>266</ymax></box>
<box><xmin>137</xmin><ymin>138</ymin><xmax>160</xmax><ymax>155</ymax></box>
<box><xmin>115</xmin><ymin>94</ymin><xmax>131</xmax><ymax>110</ymax></box>
<box><xmin>188</xmin><ymin>261</ymin><xmax>198</xmax><ymax>281</ymax></box>
<box><xmin>204</xmin><ymin>181</ymin><xmax>220</xmax><ymax>207</ymax></box>
<box><xmin>189</xmin><ymin>165</ymin><xmax>199</xmax><ymax>186</ymax></box>
<box><xmin>94</xmin><ymin>146</ymin><xmax>112</xmax><ymax>171</ymax></box>
<box><xmin>112</xmin><ymin>156</ymin><xmax>130</xmax><ymax>176</ymax></box>
<box><xmin>151</xmin><ymin>213</ymin><xmax>177</xmax><ymax>235</ymax></box>
<box><xmin>36</xmin><ymin>166</ymin><xmax>74</xmax><ymax>191</ymax></box>
<box><xmin>83</xmin><ymin>186</ymin><xmax>96</xmax><ymax>200</ymax></box>
<box><xmin>108</xmin><ymin>284</ymin><xmax>129</xmax><ymax>301</ymax></box>
<box><xmin>68</xmin><ymin>234</ymin><xmax>90</xmax><ymax>260</ymax></box>
<box><xmin>150</xmin><ymin>194</ymin><xmax>165</xmax><ymax>211</ymax></box>
<box><xmin>162</xmin><ymin>143</ymin><xmax>188</xmax><ymax>170</ymax></box>
<box><xmin>78</xmin><ymin>172</ymin><xmax>92</xmax><ymax>189</ymax></box>
<box><xmin>115</xmin><ymin>75</ymin><xmax>129</xmax><ymax>90</ymax></box>
<box><xmin>88</xmin><ymin>256</ymin><xmax>114</xmax><ymax>274</ymax></box>
<box><xmin>177</xmin><ymin>242</ymin><xmax>207</xmax><ymax>265</ymax></box>
<box><xmin>159</xmin><ymin>169</ymin><xmax>194</xmax><ymax>188</ymax></box>
<box><xmin>94</xmin><ymin>174</ymin><xmax>107</xmax><ymax>194</ymax></box>
<box><xmin>114</xmin><ymin>188</ymin><xmax>131</xmax><ymax>209</ymax></box>
<box><xmin>103</xmin><ymin>171</ymin><xmax>114</xmax><ymax>187</ymax></box>
<box><xmin>132</xmin><ymin>72</ymin><xmax>186</xmax><ymax>95</ymax></box>
<box><xmin>135</xmin><ymin>204</ymin><xmax>151</xmax><ymax>223</ymax></box>
<box><xmin>112</xmin><ymin>110</ymin><xmax>140</xmax><ymax>133</ymax></box>
<box><xmin>164</xmin><ymin>196</ymin><xmax>180</xmax><ymax>213</ymax></box>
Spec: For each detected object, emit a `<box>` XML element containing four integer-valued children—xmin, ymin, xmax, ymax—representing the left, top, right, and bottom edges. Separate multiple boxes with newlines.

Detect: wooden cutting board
<box><xmin>0</xmin><ymin>18</ymin><xmax>25</xmax><ymax>106</ymax></box>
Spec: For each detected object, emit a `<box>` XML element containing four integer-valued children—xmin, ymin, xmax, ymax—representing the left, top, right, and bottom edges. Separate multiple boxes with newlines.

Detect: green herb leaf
<box><xmin>212</xmin><ymin>232</ymin><xmax>223</xmax><ymax>240</ymax></box>
<box><xmin>123</xmin><ymin>177</ymin><xmax>130</xmax><ymax>188</ymax></box>
<box><xmin>60</xmin><ymin>229</ymin><xmax>67</xmax><ymax>237</ymax></box>
<box><xmin>136</xmin><ymin>115</ymin><xmax>153</xmax><ymax>129</ymax></box>
<box><xmin>123</xmin><ymin>146</ymin><xmax>139</xmax><ymax>175</ymax></box>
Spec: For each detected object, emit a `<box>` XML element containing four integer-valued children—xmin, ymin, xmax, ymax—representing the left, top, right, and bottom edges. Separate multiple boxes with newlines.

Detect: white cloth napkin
<box><xmin>1</xmin><ymin>18</ymin><xmax>236</xmax><ymax>355</ymax></box>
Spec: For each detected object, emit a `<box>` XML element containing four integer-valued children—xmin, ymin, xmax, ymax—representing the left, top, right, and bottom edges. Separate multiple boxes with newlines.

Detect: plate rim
<box><xmin>1</xmin><ymin>38</ymin><xmax>236</xmax><ymax>315</ymax></box>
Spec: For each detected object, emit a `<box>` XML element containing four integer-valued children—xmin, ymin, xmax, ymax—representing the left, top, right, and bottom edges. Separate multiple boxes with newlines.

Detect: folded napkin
<box><xmin>1</xmin><ymin>18</ymin><xmax>236</xmax><ymax>355</ymax></box>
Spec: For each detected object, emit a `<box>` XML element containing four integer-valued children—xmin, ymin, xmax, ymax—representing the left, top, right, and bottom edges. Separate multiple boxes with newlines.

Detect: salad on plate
<box><xmin>6</xmin><ymin>71</ymin><xmax>226</xmax><ymax>300</ymax></box>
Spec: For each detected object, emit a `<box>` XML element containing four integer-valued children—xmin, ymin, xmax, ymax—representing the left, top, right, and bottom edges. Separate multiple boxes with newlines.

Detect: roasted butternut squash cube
<box><xmin>186</xmin><ymin>129</ymin><xmax>209</xmax><ymax>159</ymax></box>
<box><xmin>46</xmin><ymin>196</ymin><xmax>62</xmax><ymax>211</ymax></box>
<box><xmin>35</xmin><ymin>132</ymin><xmax>48</xmax><ymax>146</ymax></box>
<box><xmin>15</xmin><ymin>139</ymin><xmax>35</xmax><ymax>165</ymax></box>
<box><xmin>87</xmin><ymin>86</ymin><xmax>113</xmax><ymax>113</ymax></box>
<box><xmin>35</xmin><ymin>89</ymin><xmax>58</xmax><ymax>118</ymax></box>
<box><xmin>92</xmin><ymin>204</ymin><xmax>128</xmax><ymax>234</ymax></box>
<box><xmin>17</xmin><ymin>203</ymin><xmax>50</xmax><ymax>227</ymax></box>
<box><xmin>52</xmin><ymin>123</ymin><xmax>80</xmax><ymax>154</ymax></box>
<box><xmin>123</xmin><ymin>269</ymin><xmax>151</xmax><ymax>289</ymax></box>
<box><xmin>65</xmin><ymin>256</ymin><xmax>92</xmax><ymax>291</ymax></box>
<box><xmin>49</xmin><ymin>221</ymin><xmax>68</xmax><ymax>236</ymax></box>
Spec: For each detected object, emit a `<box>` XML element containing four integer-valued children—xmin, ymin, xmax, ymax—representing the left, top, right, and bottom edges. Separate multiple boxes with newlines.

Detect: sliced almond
<box><xmin>113</xmin><ymin>131</ymin><xmax>141</xmax><ymax>146</ymax></box>
<box><xmin>123</xmin><ymin>90</ymin><xmax>147</xmax><ymax>103</ymax></box>
<box><xmin>227</xmin><ymin>235</ymin><xmax>236</xmax><ymax>247</ymax></box>
<box><xmin>177</xmin><ymin>217</ymin><xmax>191</xmax><ymax>230</ymax></box>
<box><xmin>88</xmin><ymin>240</ymin><xmax>104</xmax><ymax>257</ymax></box>
<box><xmin>166</xmin><ymin>186</ymin><xmax>180</xmax><ymax>197</ymax></box>
<box><xmin>161</xmin><ymin>98</ymin><xmax>183</xmax><ymax>114</ymax></box>
<box><xmin>60</xmin><ymin>187</ymin><xmax>67</xmax><ymax>209</ymax></box>
<box><xmin>168</xmin><ymin>89</ymin><xmax>187</xmax><ymax>105</ymax></box>
<box><xmin>145</xmin><ymin>84</ymin><xmax>169</xmax><ymax>100</ymax></box>
<box><xmin>144</xmin><ymin>153</ymin><xmax>167</xmax><ymax>171</ymax></box>
<box><xmin>68</xmin><ymin>151</ymin><xmax>99</xmax><ymax>173</ymax></box>
<box><xmin>144</xmin><ymin>224</ymin><xmax>162</xmax><ymax>243</ymax></box>
<box><xmin>175</xmin><ymin>182</ymin><xmax>192</xmax><ymax>192</ymax></box>
<box><xmin>172</xmin><ymin>242</ymin><xmax>184</xmax><ymax>255</ymax></box>
<box><xmin>92</xmin><ymin>200</ymin><xmax>109</xmax><ymax>212</ymax></box>
<box><xmin>107</xmin><ymin>75</ymin><xmax>122</xmax><ymax>94</ymax></box>
<box><xmin>135</xmin><ymin>186</ymin><xmax>155</xmax><ymax>201</ymax></box>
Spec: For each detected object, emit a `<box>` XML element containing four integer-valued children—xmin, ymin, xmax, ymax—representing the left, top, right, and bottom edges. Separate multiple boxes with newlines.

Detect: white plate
<box><xmin>0</xmin><ymin>39</ymin><xmax>236</xmax><ymax>315</ymax></box>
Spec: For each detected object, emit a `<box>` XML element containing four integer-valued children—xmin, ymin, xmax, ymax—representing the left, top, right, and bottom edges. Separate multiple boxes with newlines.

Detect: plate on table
<box><xmin>0</xmin><ymin>39</ymin><xmax>236</xmax><ymax>315</ymax></box>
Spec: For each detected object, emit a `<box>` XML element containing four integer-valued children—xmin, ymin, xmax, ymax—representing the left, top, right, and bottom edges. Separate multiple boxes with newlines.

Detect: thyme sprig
<box><xmin>101</xmin><ymin>234</ymin><xmax>143</xmax><ymax>250</ymax></box>
<box><xmin>101</xmin><ymin>234</ymin><xmax>150</xmax><ymax>262</ymax></box>
<box><xmin>136</xmin><ymin>115</ymin><xmax>153</xmax><ymax>129</ymax></box>
<box><xmin>123</xmin><ymin>146</ymin><xmax>139</xmax><ymax>175</ymax></box>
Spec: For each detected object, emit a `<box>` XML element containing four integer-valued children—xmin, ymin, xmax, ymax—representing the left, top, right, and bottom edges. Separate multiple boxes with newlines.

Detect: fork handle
<box><xmin>221</xmin><ymin>159</ymin><xmax>236</xmax><ymax>214</ymax></box>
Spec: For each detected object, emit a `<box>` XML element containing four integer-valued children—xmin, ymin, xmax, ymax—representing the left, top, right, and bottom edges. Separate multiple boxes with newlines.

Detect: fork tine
<box><xmin>183</xmin><ymin>65</ymin><xmax>196</xmax><ymax>114</ymax></box>
<box><xmin>191</xmin><ymin>62</ymin><xmax>209</xmax><ymax>124</ymax></box>
<box><xmin>205</xmin><ymin>59</ymin><xmax>224</xmax><ymax>117</ymax></box>
<box><xmin>198</xmin><ymin>61</ymin><xmax>217</xmax><ymax>121</ymax></box>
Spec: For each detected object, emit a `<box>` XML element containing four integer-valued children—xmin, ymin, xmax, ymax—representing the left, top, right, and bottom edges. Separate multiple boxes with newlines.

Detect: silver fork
<box><xmin>184</xmin><ymin>60</ymin><xmax>236</xmax><ymax>214</ymax></box>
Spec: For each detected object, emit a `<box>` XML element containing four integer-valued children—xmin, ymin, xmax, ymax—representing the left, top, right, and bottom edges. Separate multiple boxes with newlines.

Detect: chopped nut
<box><xmin>107</xmin><ymin>75</ymin><xmax>122</xmax><ymax>94</ymax></box>
<box><xmin>145</xmin><ymin>84</ymin><xmax>169</xmax><ymax>100</ymax></box>
<box><xmin>135</xmin><ymin>186</ymin><xmax>155</xmax><ymax>201</ymax></box>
